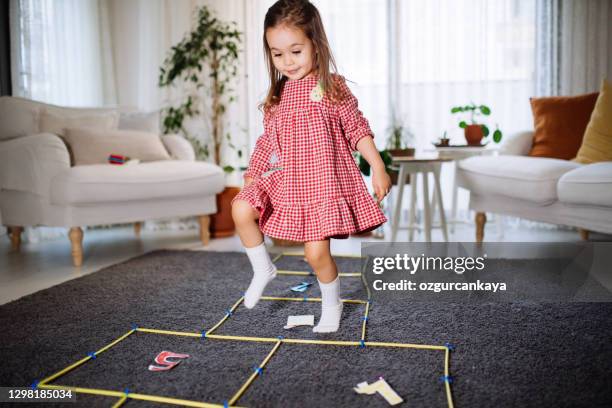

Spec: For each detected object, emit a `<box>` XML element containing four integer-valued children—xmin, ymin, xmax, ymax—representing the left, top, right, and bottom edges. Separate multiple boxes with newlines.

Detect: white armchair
<box><xmin>0</xmin><ymin>96</ymin><xmax>225</xmax><ymax>266</ymax></box>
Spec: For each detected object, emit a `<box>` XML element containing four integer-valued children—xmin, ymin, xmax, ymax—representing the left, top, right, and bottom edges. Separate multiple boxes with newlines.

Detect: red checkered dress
<box><xmin>232</xmin><ymin>74</ymin><xmax>387</xmax><ymax>242</ymax></box>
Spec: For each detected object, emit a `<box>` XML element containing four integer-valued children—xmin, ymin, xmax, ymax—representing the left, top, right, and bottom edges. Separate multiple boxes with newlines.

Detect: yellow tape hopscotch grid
<box><xmin>34</xmin><ymin>252</ymin><xmax>455</xmax><ymax>408</ymax></box>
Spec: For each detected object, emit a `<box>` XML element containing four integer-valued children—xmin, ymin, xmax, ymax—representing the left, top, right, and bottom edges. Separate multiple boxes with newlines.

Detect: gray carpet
<box><xmin>0</xmin><ymin>250</ymin><xmax>611</xmax><ymax>407</ymax></box>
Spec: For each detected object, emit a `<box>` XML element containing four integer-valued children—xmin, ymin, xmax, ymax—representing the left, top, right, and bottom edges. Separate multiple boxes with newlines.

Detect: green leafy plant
<box><xmin>357</xmin><ymin>150</ymin><xmax>394</xmax><ymax>177</ymax></box>
<box><xmin>450</xmin><ymin>103</ymin><xmax>503</xmax><ymax>143</ymax></box>
<box><xmin>159</xmin><ymin>5</ymin><xmax>243</xmax><ymax>172</ymax></box>
<box><xmin>386</xmin><ymin>113</ymin><xmax>415</xmax><ymax>150</ymax></box>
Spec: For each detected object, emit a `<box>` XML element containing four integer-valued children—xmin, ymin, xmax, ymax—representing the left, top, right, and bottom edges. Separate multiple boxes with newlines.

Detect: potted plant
<box><xmin>386</xmin><ymin>113</ymin><xmax>415</xmax><ymax>158</ymax></box>
<box><xmin>159</xmin><ymin>5</ymin><xmax>243</xmax><ymax>238</ymax></box>
<box><xmin>356</xmin><ymin>150</ymin><xmax>408</xmax><ymax>185</ymax></box>
<box><xmin>351</xmin><ymin>150</ymin><xmax>398</xmax><ymax>238</ymax></box>
<box><xmin>450</xmin><ymin>103</ymin><xmax>503</xmax><ymax>145</ymax></box>
<box><xmin>436</xmin><ymin>130</ymin><xmax>450</xmax><ymax>147</ymax></box>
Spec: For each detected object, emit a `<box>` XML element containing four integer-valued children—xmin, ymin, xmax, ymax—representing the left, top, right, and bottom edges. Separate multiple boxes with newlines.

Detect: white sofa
<box><xmin>0</xmin><ymin>96</ymin><xmax>225</xmax><ymax>265</ymax></box>
<box><xmin>456</xmin><ymin>131</ymin><xmax>612</xmax><ymax>241</ymax></box>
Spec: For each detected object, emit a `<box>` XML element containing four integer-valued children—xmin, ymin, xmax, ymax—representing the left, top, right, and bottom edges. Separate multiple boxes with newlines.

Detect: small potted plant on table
<box><xmin>386</xmin><ymin>114</ymin><xmax>415</xmax><ymax>158</ymax></box>
<box><xmin>450</xmin><ymin>103</ymin><xmax>503</xmax><ymax>145</ymax></box>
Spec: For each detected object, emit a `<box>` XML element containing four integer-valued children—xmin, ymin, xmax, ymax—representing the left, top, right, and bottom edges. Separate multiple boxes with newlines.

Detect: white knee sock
<box><xmin>243</xmin><ymin>242</ymin><xmax>277</xmax><ymax>309</ymax></box>
<box><xmin>313</xmin><ymin>276</ymin><xmax>343</xmax><ymax>333</ymax></box>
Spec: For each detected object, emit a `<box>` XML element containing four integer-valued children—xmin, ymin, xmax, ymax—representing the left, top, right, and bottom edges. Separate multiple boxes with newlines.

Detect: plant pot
<box><xmin>387</xmin><ymin>148</ymin><xmax>415</xmax><ymax>158</ymax></box>
<box><xmin>210</xmin><ymin>186</ymin><xmax>241</xmax><ymax>238</ymax></box>
<box><xmin>351</xmin><ymin>230</ymin><xmax>373</xmax><ymax>237</ymax></box>
<box><xmin>464</xmin><ymin>125</ymin><xmax>484</xmax><ymax>145</ymax></box>
<box><xmin>388</xmin><ymin>170</ymin><xmax>411</xmax><ymax>185</ymax></box>
<box><xmin>271</xmin><ymin>238</ymin><xmax>303</xmax><ymax>247</ymax></box>
<box><xmin>437</xmin><ymin>138</ymin><xmax>450</xmax><ymax>147</ymax></box>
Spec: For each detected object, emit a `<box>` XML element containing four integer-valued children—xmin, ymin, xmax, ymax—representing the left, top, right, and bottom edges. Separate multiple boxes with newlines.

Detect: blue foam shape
<box><xmin>439</xmin><ymin>375</ymin><xmax>454</xmax><ymax>384</ymax></box>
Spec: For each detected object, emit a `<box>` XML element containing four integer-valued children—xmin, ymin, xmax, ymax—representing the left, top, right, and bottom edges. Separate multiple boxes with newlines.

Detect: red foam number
<box><xmin>148</xmin><ymin>351</ymin><xmax>190</xmax><ymax>371</ymax></box>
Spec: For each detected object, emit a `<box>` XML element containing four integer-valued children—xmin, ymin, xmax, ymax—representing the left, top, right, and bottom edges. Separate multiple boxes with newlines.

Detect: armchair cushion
<box><xmin>557</xmin><ymin>162</ymin><xmax>612</xmax><ymax>207</ymax></box>
<box><xmin>64</xmin><ymin>128</ymin><xmax>171</xmax><ymax>165</ymax></box>
<box><xmin>50</xmin><ymin>161</ymin><xmax>225</xmax><ymax>205</ymax></box>
<box><xmin>457</xmin><ymin>155</ymin><xmax>581</xmax><ymax>204</ymax></box>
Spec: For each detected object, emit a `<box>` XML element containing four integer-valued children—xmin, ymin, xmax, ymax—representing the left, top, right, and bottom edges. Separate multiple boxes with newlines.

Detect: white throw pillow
<box><xmin>64</xmin><ymin>127</ymin><xmax>171</xmax><ymax>165</ymax></box>
<box><xmin>39</xmin><ymin>110</ymin><xmax>119</xmax><ymax>137</ymax></box>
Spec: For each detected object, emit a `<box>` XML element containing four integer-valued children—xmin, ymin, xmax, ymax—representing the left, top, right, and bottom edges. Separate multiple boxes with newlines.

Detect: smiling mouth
<box><xmin>287</xmin><ymin>69</ymin><xmax>299</xmax><ymax>75</ymax></box>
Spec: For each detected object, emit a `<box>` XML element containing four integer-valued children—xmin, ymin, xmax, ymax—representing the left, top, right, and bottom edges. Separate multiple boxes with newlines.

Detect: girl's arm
<box><xmin>356</xmin><ymin>137</ymin><xmax>392</xmax><ymax>203</ymax></box>
<box><xmin>244</xmin><ymin>109</ymin><xmax>277</xmax><ymax>187</ymax></box>
<box><xmin>243</xmin><ymin>132</ymin><xmax>273</xmax><ymax>187</ymax></box>
<box><xmin>335</xmin><ymin>76</ymin><xmax>391</xmax><ymax>202</ymax></box>
<box><xmin>335</xmin><ymin>77</ymin><xmax>374</xmax><ymax>151</ymax></box>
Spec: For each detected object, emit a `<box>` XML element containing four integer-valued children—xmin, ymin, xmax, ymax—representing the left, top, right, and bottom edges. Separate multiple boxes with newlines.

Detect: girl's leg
<box><xmin>232</xmin><ymin>199</ymin><xmax>276</xmax><ymax>308</ymax></box>
<box><xmin>304</xmin><ymin>240</ymin><xmax>343</xmax><ymax>333</ymax></box>
<box><xmin>232</xmin><ymin>199</ymin><xmax>264</xmax><ymax>247</ymax></box>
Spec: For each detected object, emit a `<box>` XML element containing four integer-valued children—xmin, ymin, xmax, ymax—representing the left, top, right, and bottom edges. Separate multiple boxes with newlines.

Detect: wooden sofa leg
<box><xmin>475</xmin><ymin>212</ymin><xmax>487</xmax><ymax>243</ymax></box>
<box><xmin>579</xmin><ymin>229</ymin><xmax>589</xmax><ymax>241</ymax></box>
<box><xmin>9</xmin><ymin>226</ymin><xmax>24</xmax><ymax>251</ymax></box>
<box><xmin>198</xmin><ymin>215</ymin><xmax>211</xmax><ymax>246</ymax></box>
<box><xmin>134</xmin><ymin>222</ymin><xmax>142</xmax><ymax>237</ymax></box>
<box><xmin>69</xmin><ymin>227</ymin><xmax>84</xmax><ymax>267</ymax></box>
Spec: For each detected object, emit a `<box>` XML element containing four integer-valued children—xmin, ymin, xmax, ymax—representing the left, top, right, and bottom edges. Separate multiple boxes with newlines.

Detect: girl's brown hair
<box><xmin>261</xmin><ymin>0</ymin><xmax>345</xmax><ymax>112</ymax></box>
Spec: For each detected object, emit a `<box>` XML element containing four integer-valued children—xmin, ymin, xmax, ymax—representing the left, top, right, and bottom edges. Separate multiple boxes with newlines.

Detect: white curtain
<box><xmin>398</xmin><ymin>0</ymin><xmax>537</xmax><ymax>148</ymax></box>
<box><xmin>558</xmin><ymin>0</ymin><xmax>612</xmax><ymax>95</ymax></box>
<box><xmin>537</xmin><ymin>0</ymin><xmax>612</xmax><ymax>96</ymax></box>
<box><xmin>9</xmin><ymin>0</ymin><xmax>116</xmax><ymax>106</ymax></box>
<box><xmin>314</xmin><ymin>0</ymin><xmax>389</xmax><ymax>144</ymax></box>
<box><xmin>392</xmin><ymin>0</ymin><xmax>536</xmax><ymax>220</ymax></box>
<box><xmin>535</xmin><ymin>0</ymin><xmax>560</xmax><ymax>96</ymax></box>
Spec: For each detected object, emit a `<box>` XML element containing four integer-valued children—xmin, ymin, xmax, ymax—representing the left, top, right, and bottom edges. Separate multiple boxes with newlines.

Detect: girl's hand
<box><xmin>244</xmin><ymin>176</ymin><xmax>254</xmax><ymax>187</ymax></box>
<box><xmin>372</xmin><ymin>167</ymin><xmax>392</xmax><ymax>203</ymax></box>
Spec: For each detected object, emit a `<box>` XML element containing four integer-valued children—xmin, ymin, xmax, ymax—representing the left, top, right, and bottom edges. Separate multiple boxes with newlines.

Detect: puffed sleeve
<box><xmin>335</xmin><ymin>76</ymin><xmax>374</xmax><ymax>151</ymax></box>
<box><xmin>243</xmin><ymin>132</ymin><xmax>273</xmax><ymax>180</ymax></box>
<box><xmin>243</xmin><ymin>109</ymin><xmax>275</xmax><ymax>179</ymax></box>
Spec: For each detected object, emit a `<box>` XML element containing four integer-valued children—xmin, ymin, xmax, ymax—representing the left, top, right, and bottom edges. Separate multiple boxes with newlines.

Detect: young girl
<box><xmin>231</xmin><ymin>0</ymin><xmax>391</xmax><ymax>333</ymax></box>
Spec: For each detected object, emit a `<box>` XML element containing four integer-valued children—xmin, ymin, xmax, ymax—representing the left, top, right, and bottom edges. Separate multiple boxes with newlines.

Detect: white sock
<box><xmin>243</xmin><ymin>242</ymin><xmax>277</xmax><ymax>309</ymax></box>
<box><xmin>313</xmin><ymin>276</ymin><xmax>343</xmax><ymax>333</ymax></box>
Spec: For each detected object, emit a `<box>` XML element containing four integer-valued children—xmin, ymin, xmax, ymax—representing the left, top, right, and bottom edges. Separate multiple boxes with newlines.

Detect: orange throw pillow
<box><xmin>528</xmin><ymin>92</ymin><xmax>599</xmax><ymax>160</ymax></box>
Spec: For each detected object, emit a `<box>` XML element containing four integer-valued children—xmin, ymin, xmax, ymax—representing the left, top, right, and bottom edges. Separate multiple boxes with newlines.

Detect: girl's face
<box><xmin>266</xmin><ymin>24</ymin><xmax>315</xmax><ymax>81</ymax></box>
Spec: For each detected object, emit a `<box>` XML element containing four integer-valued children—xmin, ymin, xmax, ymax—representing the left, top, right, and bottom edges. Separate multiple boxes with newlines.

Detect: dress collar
<box><xmin>283</xmin><ymin>74</ymin><xmax>318</xmax><ymax>90</ymax></box>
